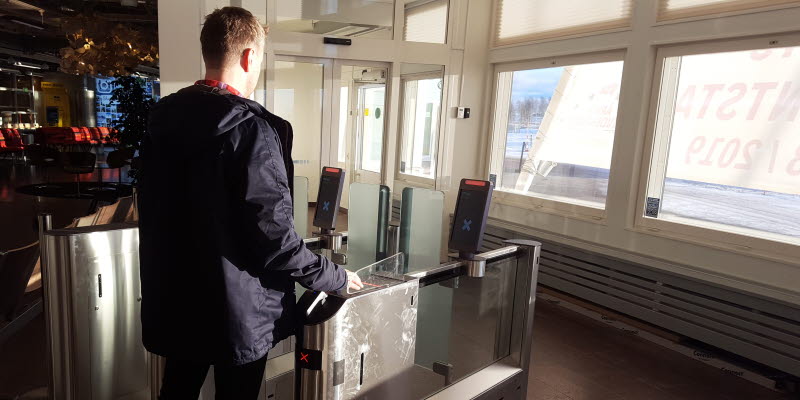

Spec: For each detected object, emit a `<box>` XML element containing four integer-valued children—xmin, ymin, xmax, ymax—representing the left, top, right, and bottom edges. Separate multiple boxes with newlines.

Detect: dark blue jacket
<box><xmin>139</xmin><ymin>84</ymin><xmax>346</xmax><ymax>366</ymax></box>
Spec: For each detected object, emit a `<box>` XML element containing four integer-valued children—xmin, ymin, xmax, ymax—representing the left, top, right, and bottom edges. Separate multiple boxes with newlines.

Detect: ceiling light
<box><xmin>8</xmin><ymin>17</ymin><xmax>44</xmax><ymax>30</ymax></box>
<box><xmin>13</xmin><ymin>61</ymin><xmax>43</xmax><ymax>70</ymax></box>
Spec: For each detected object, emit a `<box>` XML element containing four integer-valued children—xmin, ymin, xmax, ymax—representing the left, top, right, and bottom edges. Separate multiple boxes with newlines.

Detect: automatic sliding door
<box><xmin>273</xmin><ymin>59</ymin><xmax>326</xmax><ymax>202</ymax></box>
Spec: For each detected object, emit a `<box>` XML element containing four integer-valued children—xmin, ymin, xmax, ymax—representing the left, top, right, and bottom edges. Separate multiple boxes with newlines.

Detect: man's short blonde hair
<box><xmin>200</xmin><ymin>7</ymin><xmax>266</xmax><ymax>70</ymax></box>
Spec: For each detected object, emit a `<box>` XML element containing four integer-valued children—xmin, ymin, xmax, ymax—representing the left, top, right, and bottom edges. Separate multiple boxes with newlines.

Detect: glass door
<box><xmin>354</xmin><ymin>84</ymin><xmax>386</xmax><ymax>184</ymax></box>
<box><xmin>270</xmin><ymin>57</ymin><xmax>389</xmax><ymax>211</ymax></box>
<box><xmin>271</xmin><ymin>58</ymin><xmax>331</xmax><ymax>202</ymax></box>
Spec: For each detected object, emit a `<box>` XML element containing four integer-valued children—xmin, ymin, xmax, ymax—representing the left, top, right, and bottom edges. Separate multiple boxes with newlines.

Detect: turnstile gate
<box><xmin>280</xmin><ymin>239</ymin><xmax>541</xmax><ymax>400</ymax></box>
<box><xmin>40</xmin><ymin>222</ymin><xmax>150</xmax><ymax>400</ymax></box>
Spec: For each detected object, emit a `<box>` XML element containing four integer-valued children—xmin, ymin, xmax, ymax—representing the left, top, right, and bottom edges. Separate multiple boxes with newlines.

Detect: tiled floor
<box><xmin>0</xmin><ymin>161</ymin><xmax>795</xmax><ymax>399</ymax></box>
<box><xmin>527</xmin><ymin>300</ymin><xmax>793</xmax><ymax>400</ymax></box>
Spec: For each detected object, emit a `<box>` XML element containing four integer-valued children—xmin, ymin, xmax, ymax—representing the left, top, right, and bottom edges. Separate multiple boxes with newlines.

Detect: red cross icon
<box><xmin>300</xmin><ymin>352</ymin><xmax>310</xmax><ymax>363</ymax></box>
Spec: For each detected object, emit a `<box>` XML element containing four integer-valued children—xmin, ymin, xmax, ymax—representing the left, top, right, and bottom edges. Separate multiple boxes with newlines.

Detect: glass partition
<box><xmin>412</xmin><ymin>257</ymin><xmax>517</xmax><ymax>396</ymax></box>
<box><xmin>399</xmin><ymin>187</ymin><xmax>444</xmax><ymax>272</ymax></box>
<box><xmin>348</xmin><ymin>250</ymin><xmax>528</xmax><ymax>399</ymax></box>
<box><xmin>347</xmin><ymin>183</ymin><xmax>390</xmax><ymax>269</ymax></box>
<box><xmin>274</xmin><ymin>0</ymin><xmax>393</xmax><ymax>39</ymax></box>
<box><xmin>398</xmin><ymin>187</ymin><xmax>447</xmax><ymax>374</ymax></box>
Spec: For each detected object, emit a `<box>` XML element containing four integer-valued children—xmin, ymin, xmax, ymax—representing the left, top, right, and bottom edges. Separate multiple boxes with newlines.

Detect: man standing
<box><xmin>139</xmin><ymin>7</ymin><xmax>362</xmax><ymax>399</ymax></box>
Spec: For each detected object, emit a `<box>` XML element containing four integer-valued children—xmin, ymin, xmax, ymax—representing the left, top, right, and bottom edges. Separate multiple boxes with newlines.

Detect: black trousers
<box><xmin>159</xmin><ymin>355</ymin><xmax>268</xmax><ymax>400</ymax></box>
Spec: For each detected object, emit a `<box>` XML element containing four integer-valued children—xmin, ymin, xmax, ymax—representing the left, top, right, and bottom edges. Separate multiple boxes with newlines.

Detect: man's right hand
<box><xmin>345</xmin><ymin>270</ymin><xmax>364</xmax><ymax>291</ymax></box>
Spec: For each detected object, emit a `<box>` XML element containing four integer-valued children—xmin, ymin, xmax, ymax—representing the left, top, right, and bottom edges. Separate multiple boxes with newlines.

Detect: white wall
<box><xmin>157</xmin><ymin>0</ymin><xmax>204</xmax><ymax>96</ymax></box>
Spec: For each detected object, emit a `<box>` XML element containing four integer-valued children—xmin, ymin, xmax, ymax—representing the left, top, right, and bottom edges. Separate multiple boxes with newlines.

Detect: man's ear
<box><xmin>241</xmin><ymin>48</ymin><xmax>255</xmax><ymax>72</ymax></box>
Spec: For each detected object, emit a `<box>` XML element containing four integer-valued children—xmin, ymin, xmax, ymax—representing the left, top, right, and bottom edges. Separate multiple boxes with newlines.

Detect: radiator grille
<box><xmin>481</xmin><ymin>223</ymin><xmax>800</xmax><ymax>377</ymax></box>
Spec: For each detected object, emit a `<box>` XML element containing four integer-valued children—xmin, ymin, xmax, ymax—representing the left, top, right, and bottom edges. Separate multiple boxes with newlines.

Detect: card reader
<box><xmin>448</xmin><ymin>179</ymin><xmax>493</xmax><ymax>262</ymax></box>
<box><xmin>313</xmin><ymin>167</ymin><xmax>345</xmax><ymax>231</ymax></box>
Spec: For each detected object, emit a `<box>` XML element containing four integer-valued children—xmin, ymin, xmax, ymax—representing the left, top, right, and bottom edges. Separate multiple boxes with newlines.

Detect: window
<box><xmin>494</xmin><ymin>0</ymin><xmax>633</xmax><ymax>46</ymax></box>
<box><xmin>398</xmin><ymin>71</ymin><xmax>443</xmax><ymax>180</ymax></box>
<box><xmin>489</xmin><ymin>58</ymin><xmax>624</xmax><ymax>210</ymax></box>
<box><xmin>657</xmin><ymin>0</ymin><xmax>800</xmax><ymax>21</ymax></box>
<box><xmin>644</xmin><ymin>44</ymin><xmax>800</xmax><ymax>243</ymax></box>
<box><xmin>404</xmin><ymin>0</ymin><xmax>448</xmax><ymax>44</ymax></box>
<box><xmin>358</xmin><ymin>85</ymin><xmax>386</xmax><ymax>173</ymax></box>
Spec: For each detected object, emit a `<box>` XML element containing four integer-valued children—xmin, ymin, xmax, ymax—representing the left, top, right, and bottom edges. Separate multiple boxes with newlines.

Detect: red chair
<box><xmin>7</xmin><ymin>129</ymin><xmax>24</xmax><ymax>149</ymax></box>
<box><xmin>70</xmin><ymin>127</ymin><xmax>85</xmax><ymax>143</ymax></box>
<box><xmin>79</xmin><ymin>127</ymin><xmax>92</xmax><ymax>143</ymax></box>
<box><xmin>98</xmin><ymin>127</ymin><xmax>111</xmax><ymax>144</ymax></box>
<box><xmin>89</xmin><ymin>127</ymin><xmax>102</xmax><ymax>144</ymax></box>
<box><xmin>1</xmin><ymin>129</ymin><xmax>23</xmax><ymax>150</ymax></box>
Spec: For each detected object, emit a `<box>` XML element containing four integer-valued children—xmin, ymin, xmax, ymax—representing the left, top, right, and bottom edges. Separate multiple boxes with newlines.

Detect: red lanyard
<box><xmin>195</xmin><ymin>79</ymin><xmax>242</xmax><ymax>97</ymax></box>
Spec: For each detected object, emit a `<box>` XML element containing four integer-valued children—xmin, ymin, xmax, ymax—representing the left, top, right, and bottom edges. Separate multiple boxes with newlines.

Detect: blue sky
<box><xmin>510</xmin><ymin>67</ymin><xmax>564</xmax><ymax>99</ymax></box>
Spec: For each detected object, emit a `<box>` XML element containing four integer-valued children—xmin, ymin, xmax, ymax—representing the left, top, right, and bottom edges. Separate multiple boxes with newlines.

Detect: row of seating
<box><xmin>37</xmin><ymin>127</ymin><xmax>117</xmax><ymax>145</ymax></box>
<box><xmin>0</xmin><ymin>129</ymin><xmax>25</xmax><ymax>152</ymax></box>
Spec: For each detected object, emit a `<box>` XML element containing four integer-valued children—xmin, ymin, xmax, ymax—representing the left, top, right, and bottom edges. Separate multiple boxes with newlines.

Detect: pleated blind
<box><xmin>404</xmin><ymin>0</ymin><xmax>448</xmax><ymax>44</ymax></box>
<box><xmin>494</xmin><ymin>0</ymin><xmax>633</xmax><ymax>47</ymax></box>
<box><xmin>658</xmin><ymin>0</ymin><xmax>800</xmax><ymax>21</ymax></box>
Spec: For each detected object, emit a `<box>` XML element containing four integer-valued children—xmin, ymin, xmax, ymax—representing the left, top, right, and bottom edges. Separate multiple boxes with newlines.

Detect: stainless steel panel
<box><xmin>300</xmin><ymin>280</ymin><xmax>419</xmax><ymax>400</ymax></box>
<box><xmin>41</xmin><ymin>223</ymin><xmax>150</xmax><ymax>400</ymax></box>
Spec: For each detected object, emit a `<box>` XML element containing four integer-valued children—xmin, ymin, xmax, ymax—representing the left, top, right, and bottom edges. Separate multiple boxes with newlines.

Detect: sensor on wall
<box><xmin>324</xmin><ymin>37</ymin><xmax>352</xmax><ymax>46</ymax></box>
<box><xmin>457</xmin><ymin>107</ymin><xmax>471</xmax><ymax>119</ymax></box>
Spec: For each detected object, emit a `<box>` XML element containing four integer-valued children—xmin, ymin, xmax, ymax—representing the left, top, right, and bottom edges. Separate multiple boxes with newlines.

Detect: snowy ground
<box><xmin>498</xmin><ymin>164</ymin><xmax>800</xmax><ymax>240</ymax></box>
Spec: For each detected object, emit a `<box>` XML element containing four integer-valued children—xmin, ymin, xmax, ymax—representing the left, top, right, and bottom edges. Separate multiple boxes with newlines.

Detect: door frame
<box><xmin>268</xmin><ymin>55</ymin><xmax>392</xmax><ymax>187</ymax></box>
<box><xmin>330</xmin><ymin>59</ymin><xmax>392</xmax><ymax>187</ymax></box>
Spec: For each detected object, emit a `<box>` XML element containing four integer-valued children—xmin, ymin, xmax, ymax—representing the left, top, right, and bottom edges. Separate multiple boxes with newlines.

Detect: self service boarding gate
<box><xmin>284</xmin><ymin>178</ymin><xmax>542</xmax><ymax>400</ymax></box>
<box><xmin>36</xmin><ymin>172</ymin><xmax>541</xmax><ymax>400</ymax></box>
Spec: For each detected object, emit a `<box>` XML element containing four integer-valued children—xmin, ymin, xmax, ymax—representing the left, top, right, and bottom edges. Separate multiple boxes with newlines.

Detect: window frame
<box><xmin>654</xmin><ymin>0</ymin><xmax>800</xmax><ymax>26</ymax></box>
<box><xmin>486</xmin><ymin>50</ymin><xmax>627</xmax><ymax>223</ymax></box>
<box><xmin>634</xmin><ymin>33</ymin><xmax>800</xmax><ymax>263</ymax></box>
<box><xmin>395</xmin><ymin>70</ymin><xmax>445</xmax><ymax>187</ymax></box>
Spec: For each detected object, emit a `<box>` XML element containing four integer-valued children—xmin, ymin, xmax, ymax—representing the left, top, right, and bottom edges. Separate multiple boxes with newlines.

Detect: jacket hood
<box><xmin>148</xmin><ymin>85</ymin><xmax>266</xmax><ymax>144</ymax></box>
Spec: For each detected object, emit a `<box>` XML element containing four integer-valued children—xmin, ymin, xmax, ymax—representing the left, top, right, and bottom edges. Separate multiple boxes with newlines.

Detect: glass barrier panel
<box><xmin>347</xmin><ymin>183</ymin><xmax>390</xmax><ymax>269</ymax></box>
<box><xmin>399</xmin><ymin>187</ymin><xmax>444</xmax><ymax>273</ymax></box>
<box><xmin>346</xmin><ymin>252</ymin><xmax>405</xmax><ymax>295</ymax></box>
<box><xmin>294</xmin><ymin>176</ymin><xmax>309</xmax><ymax>238</ymax></box>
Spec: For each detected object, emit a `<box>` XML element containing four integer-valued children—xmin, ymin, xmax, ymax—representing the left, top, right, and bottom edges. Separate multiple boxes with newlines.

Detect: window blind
<box><xmin>404</xmin><ymin>0</ymin><xmax>448</xmax><ymax>44</ymax></box>
<box><xmin>494</xmin><ymin>0</ymin><xmax>633</xmax><ymax>47</ymax></box>
<box><xmin>658</xmin><ymin>0</ymin><xmax>800</xmax><ymax>21</ymax></box>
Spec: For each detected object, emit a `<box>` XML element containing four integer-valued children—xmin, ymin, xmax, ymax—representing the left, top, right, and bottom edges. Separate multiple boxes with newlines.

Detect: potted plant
<box><xmin>109</xmin><ymin>75</ymin><xmax>154</xmax><ymax>185</ymax></box>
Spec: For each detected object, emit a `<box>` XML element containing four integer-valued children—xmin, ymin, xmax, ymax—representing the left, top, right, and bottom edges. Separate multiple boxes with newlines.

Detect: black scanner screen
<box><xmin>315</xmin><ymin>174</ymin><xmax>340</xmax><ymax>228</ymax></box>
<box><xmin>451</xmin><ymin>189</ymin><xmax>488</xmax><ymax>252</ymax></box>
